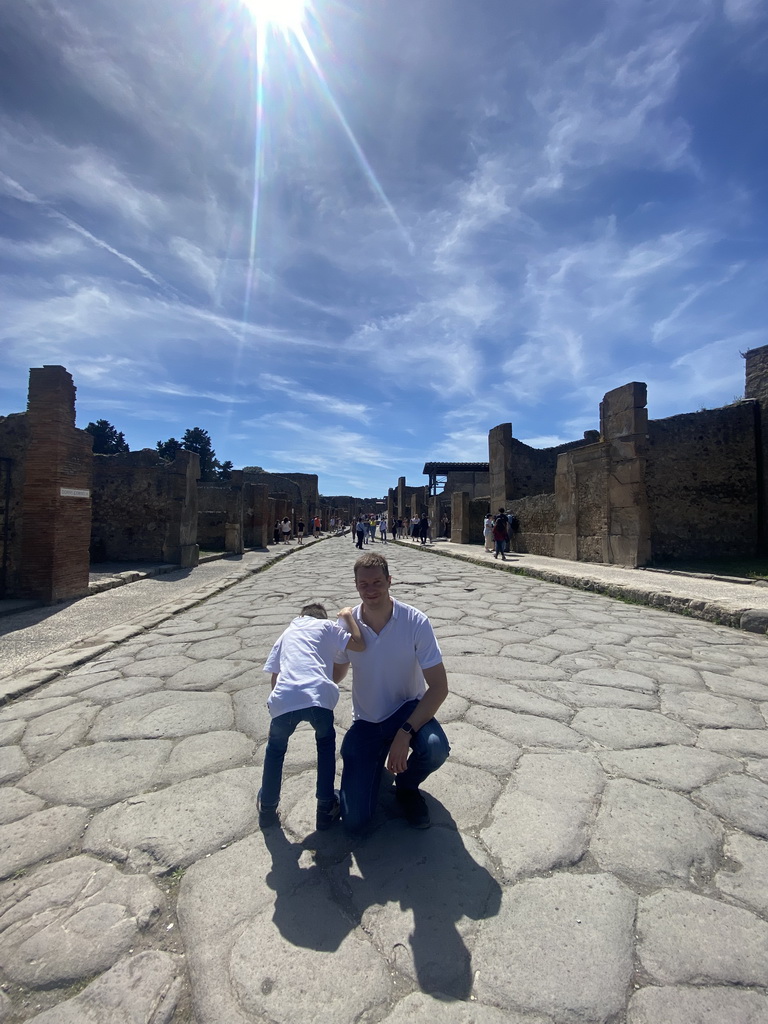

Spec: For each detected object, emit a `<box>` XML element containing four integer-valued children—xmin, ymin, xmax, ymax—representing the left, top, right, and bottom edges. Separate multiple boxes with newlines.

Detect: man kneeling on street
<box><xmin>333</xmin><ymin>552</ymin><xmax>450</xmax><ymax>831</ymax></box>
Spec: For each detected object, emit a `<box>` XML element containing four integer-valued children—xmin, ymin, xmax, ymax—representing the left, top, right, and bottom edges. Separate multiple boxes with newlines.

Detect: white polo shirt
<box><xmin>264</xmin><ymin>616</ymin><xmax>350</xmax><ymax>718</ymax></box>
<box><xmin>335</xmin><ymin>598</ymin><xmax>443</xmax><ymax>723</ymax></box>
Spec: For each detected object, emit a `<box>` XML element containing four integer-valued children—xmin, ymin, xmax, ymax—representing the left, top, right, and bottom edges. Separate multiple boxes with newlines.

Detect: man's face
<box><xmin>355</xmin><ymin>566</ymin><xmax>391</xmax><ymax>607</ymax></box>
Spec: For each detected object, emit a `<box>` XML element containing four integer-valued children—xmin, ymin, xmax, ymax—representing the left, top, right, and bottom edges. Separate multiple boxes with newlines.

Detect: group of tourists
<box><xmin>272</xmin><ymin>515</ymin><xmax>323</xmax><ymax>546</ymax></box>
<box><xmin>483</xmin><ymin>507</ymin><xmax>520</xmax><ymax>560</ymax></box>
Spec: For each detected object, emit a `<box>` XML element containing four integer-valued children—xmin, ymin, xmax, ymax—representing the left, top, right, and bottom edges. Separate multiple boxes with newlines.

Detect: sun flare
<box><xmin>239</xmin><ymin>0</ymin><xmax>307</xmax><ymax>35</ymax></box>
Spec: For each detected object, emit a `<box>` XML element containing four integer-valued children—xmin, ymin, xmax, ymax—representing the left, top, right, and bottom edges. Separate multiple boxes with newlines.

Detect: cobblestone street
<box><xmin>1</xmin><ymin>536</ymin><xmax>768</xmax><ymax>1023</ymax></box>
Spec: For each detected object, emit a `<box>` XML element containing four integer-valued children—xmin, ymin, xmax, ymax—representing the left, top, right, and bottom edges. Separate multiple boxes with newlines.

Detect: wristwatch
<box><xmin>400</xmin><ymin>721</ymin><xmax>415</xmax><ymax>736</ymax></box>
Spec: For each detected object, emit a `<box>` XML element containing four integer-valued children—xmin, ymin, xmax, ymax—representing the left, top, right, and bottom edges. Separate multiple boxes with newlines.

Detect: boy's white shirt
<box><xmin>264</xmin><ymin>616</ymin><xmax>350</xmax><ymax>718</ymax></box>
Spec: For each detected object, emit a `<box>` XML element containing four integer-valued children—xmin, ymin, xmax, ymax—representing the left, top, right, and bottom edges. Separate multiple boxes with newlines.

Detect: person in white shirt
<box><xmin>333</xmin><ymin>553</ymin><xmax>450</xmax><ymax>831</ymax></box>
<box><xmin>259</xmin><ymin>602</ymin><xmax>365</xmax><ymax>830</ymax></box>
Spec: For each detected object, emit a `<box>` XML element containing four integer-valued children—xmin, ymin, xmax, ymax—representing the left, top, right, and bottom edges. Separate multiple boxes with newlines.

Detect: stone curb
<box><xmin>0</xmin><ymin>540</ymin><xmax>325</xmax><ymax>705</ymax></box>
<box><xmin>400</xmin><ymin>542</ymin><xmax>768</xmax><ymax>636</ymax></box>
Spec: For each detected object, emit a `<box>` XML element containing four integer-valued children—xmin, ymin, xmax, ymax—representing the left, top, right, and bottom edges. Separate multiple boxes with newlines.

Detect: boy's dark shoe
<box><xmin>257</xmin><ymin>788</ymin><xmax>279</xmax><ymax>829</ymax></box>
<box><xmin>316</xmin><ymin>792</ymin><xmax>341</xmax><ymax>831</ymax></box>
<box><xmin>396</xmin><ymin>787</ymin><xmax>430</xmax><ymax>829</ymax></box>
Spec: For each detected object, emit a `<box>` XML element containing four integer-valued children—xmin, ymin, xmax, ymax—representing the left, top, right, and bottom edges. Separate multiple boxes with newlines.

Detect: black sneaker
<box><xmin>395</xmin><ymin>787</ymin><xmax>430</xmax><ymax>829</ymax></box>
<box><xmin>257</xmin><ymin>788</ymin><xmax>279</xmax><ymax>829</ymax></box>
<box><xmin>316</xmin><ymin>792</ymin><xmax>341</xmax><ymax>831</ymax></box>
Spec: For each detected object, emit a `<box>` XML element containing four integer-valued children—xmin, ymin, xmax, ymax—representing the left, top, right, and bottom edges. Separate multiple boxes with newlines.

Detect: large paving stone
<box><xmin>79</xmin><ymin>676</ymin><xmax>164</xmax><ymax>704</ymax></box>
<box><xmin>442</xmin><ymin>655</ymin><xmax>564</xmax><ymax>682</ymax></box>
<box><xmin>473</xmin><ymin>873</ymin><xmax>635</xmax><ymax>1020</ymax></box>
<box><xmin>122</xmin><ymin>655</ymin><xmax>196</xmax><ymax>679</ymax></box>
<box><xmin>0</xmin><ymin>805</ymin><xmax>89</xmax><ymax>879</ymax></box>
<box><xmin>698</xmin><ymin>728</ymin><xmax>768</xmax><ymax>757</ymax></box>
<box><xmin>466</xmin><ymin>706</ymin><xmax>587</xmax><ymax>749</ymax></box>
<box><xmin>89</xmin><ymin>691</ymin><xmax>234</xmax><ymax>741</ymax></box>
<box><xmin>0</xmin><ymin>746</ymin><xmax>29</xmax><ymax>785</ymax></box>
<box><xmin>178</xmin><ymin>830</ymin><xmax>391</xmax><ymax>1024</ymax></box>
<box><xmin>439</xmin><ymin>636</ymin><xmax>504</xmax><ymax>656</ymax></box>
<box><xmin>627</xmin><ymin>985</ymin><xmax>768</xmax><ymax>1024</ymax></box>
<box><xmin>702</xmin><ymin>672</ymin><xmax>768</xmax><ymax>702</ymax></box>
<box><xmin>412</xmin><ymin>760</ymin><xmax>502</xmax><ymax>832</ymax></box>
<box><xmin>440</xmin><ymin>721</ymin><xmax>521</xmax><ymax>772</ymax></box>
<box><xmin>0</xmin><ymin>787</ymin><xmax>44</xmax><ymax>825</ymax></box>
<box><xmin>591</xmin><ymin>779</ymin><xmax>723</xmax><ymax>887</ymax></box>
<box><xmin>660</xmin><ymin>688</ymin><xmax>764</xmax><ymax>728</ymax></box>
<box><xmin>448</xmin><ymin>677</ymin><xmax>571</xmax><ymax>720</ymax></box>
<box><xmin>571</xmin><ymin>708</ymin><xmax>696</xmax><ymax>748</ymax></box>
<box><xmin>165</xmin><ymin>660</ymin><xmax>248</xmax><ymax>691</ymax></box>
<box><xmin>0</xmin><ymin>855</ymin><xmax>163</xmax><ymax>987</ymax></box>
<box><xmin>572</xmin><ymin>668</ymin><xmax>656</xmax><ymax>692</ymax></box>
<box><xmin>83</xmin><ymin>767</ymin><xmax>261</xmax><ymax>873</ymax></box>
<box><xmin>695</xmin><ymin>774</ymin><xmax>768</xmax><ymax>838</ymax></box>
<box><xmin>0</xmin><ymin>696</ymin><xmax>75</xmax><ymax>723</ymax></box>
<box><xmin>716</xmin><ymin>832</ymin><xmax>768</xmax><ymax>916</ymax></box>
<box><xmin>549</xmin><ymin>680</ymin><xmax>658</xmax><ymax>710</ymax></box>
<box><xmin>161</xmin><ymin>731</ymin><xmax>256</xmax><ymax>784</ymax></box>
<box><xmin>481</xmin><ymin>753</ymin><xmax>604</xmax><ymax>881</ymax></box>
<box><xmin>337</xmin><ymin>827</ymin><xmax>501</xmax><ymax>1000</ymax></box>
<box><xmin>232</xmin><ymin>687</ymin><xmax>271</xmax><ymax>741</ymax></box>
<box><xmin>25</xmin><ymin>950</ymin><xmax>184</xmax><ymax>1024</ymax></box>
<box><xmin>598</xmin><ymin>744</ymin><xmax>737</xmax><ymax>791</ymax></box>
<box><xmin>20</xmin><ymin>702</ymin><xmax>100</xmax><ymax>763</ymax></box>
<box><xmin>381</xmin><ymin>993</ymin><xmax>550</xmax><ymax>1023</ymax></box>
<box><xmin>637</xmin><ymin>890</ymin><xmax>768</xmax><ymax>985</ymax></box>
<box><xmin>0</xmin><ymin>721</ymin><xmax>26</xmax><ymax>746</ymax></box>
<box><xmin>747</xmin><ymin>759</ymin><xmax>768</xmax><ymax>784</ymax></box>
<box><xmin>20</xmin><ymin>740</ymin><xmax>173</xmax><ymax>807</ymax></box>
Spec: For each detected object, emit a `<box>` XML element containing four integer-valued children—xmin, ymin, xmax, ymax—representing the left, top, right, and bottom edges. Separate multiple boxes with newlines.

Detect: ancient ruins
<box><xmin>1</xmin><ymin>344</ymin><xmax>766</xmax><ymax>602</ymax></box>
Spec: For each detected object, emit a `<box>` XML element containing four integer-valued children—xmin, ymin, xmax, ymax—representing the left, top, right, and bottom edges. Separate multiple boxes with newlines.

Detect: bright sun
<box><xmin>239</xmin><ymin>0</ymin><xmax>307</xmax><ymax>35</ymax></box>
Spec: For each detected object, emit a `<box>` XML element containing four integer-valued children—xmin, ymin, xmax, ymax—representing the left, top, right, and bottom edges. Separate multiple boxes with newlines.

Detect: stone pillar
<box><xmin>165</xmin><ymin>451</ymin><xmax>199</xmax><ymax>567</ymax></box>
<box><xmin>745</xmin><ymin>343</ymin><xmax>768</xmax><ymax>554</ymax></box>
<box><xmin>451</xmin><ymin>491</ymin><xmax>469</xmax><ymax>543</ymax></box>
<box><xmin>397</xmin><ymin>477</ymin><xmax>406</xmax><ymax>520</ymax></box>
<box><xmin>20</xmin><ymin>366</ymin><xmax>93</xmax><ymax>602</ymax></box>
<box><xmin>428</xmin><ymin>495</ymin><xmax>439</xmax><ymax>539</ymax></box>
<box><xmin>600</xmin><ymin>382</ymin><xmax>650</xmax><ymax>566</ymax></box>
<box><xmin>489</xmin><ymin>423</ymin><xmax>513</xmax><ymax>513</ymax></box>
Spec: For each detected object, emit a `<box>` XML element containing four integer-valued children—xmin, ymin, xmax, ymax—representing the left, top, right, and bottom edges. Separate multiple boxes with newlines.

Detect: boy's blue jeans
<box><xmin>260</xmin><ymin>706</ymin><xmax>336</xmax><ymax>807</ymax></box>
<box><xmin>340</xmin><ymin>698</ymin><xmax>450</xmax><ymax>832</ymax></box>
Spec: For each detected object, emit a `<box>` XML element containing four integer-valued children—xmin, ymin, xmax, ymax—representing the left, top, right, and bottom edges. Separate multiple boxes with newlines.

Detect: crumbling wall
<box><xmin>198</xmin><ymin>473</ymin><xmax>244</xmax><ymax>553</ymax></box>
<box><xmin>647</xmin><ymin>402</ymin><xmax>759</xmax><ymax>560</ymax></box>
<box><xmin>744</xmin><ymin>343</ymin><xmax>768</xmax><ymax>554</ymax></box>
<box><xmin>0</xmin><ymin>413</ymin><xmax>29</xmax><ymax>597</ymax></box>
<box><xmin>508</xmin><ymin>493</ymin><xmax>557</xmax><ymax>556</ymax></box>
<box><xmin>91</xmin><ymin>449</ymin><xmax>199</xmax><ymax>566</ymax></box>
<box><xmin>244</xmin><ymin>482</ymin><xmax>270</xmax><ymax>547</ymax></box>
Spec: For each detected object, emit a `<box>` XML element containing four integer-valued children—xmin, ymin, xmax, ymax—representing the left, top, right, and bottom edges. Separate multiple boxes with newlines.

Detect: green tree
<box><xmin>181</xmin><ymin>427</ymin><xmax>218</xmax><ymax>481</ymax></box>
<box><xmin>86</xmin><ymin>419</ymin><xmax>129</xmax><ymax>454</ymax></box>
<box><xmin>218</xmin><ymin>459</ymin><xmax>234</xmax><ymax>480</ymax></box>
<box><xmin>156</xmin><ymin>437</ymin><xmax>184</xmax><ymax>461</ymax></box>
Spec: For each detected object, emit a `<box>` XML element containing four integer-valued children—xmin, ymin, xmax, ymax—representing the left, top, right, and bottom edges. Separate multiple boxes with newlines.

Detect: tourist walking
<box><xmin>483</xmin><ymin>513</ymin><xmax>493</xmax><ymax>551</ymax></box>
<box><xmin>355</xmin><ymin>518</ymin><xmax>366</xmax><ymax>550</ymax></box>
<box><xmin>492</xmin><ymin>510</ymin><xmax>508</xmax><ymax>560</ymax></box>
<box><xmin>296</xmin><ymin>519</ymin><xmax>305</xmax><ymax>545</ymax></box>
<box><xmin>379</xmin><ymin>518</ymin><xmax>388</xmax><ymax>543</ymax></box>
<box><xmin>281</xmin><ymin>517</ymin><xmax>292</xmax><ymax>544</ymax></box>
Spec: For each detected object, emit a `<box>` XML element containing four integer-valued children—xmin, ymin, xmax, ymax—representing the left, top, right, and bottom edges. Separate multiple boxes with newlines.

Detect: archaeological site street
<box><xmin>1</xmin><ymin>536</ymin><xmax>768</xmax><ymax>1023</ymax></box>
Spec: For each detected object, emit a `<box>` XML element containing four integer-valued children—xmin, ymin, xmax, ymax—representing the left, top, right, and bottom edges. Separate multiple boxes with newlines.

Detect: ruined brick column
<box><xmin>489</xmin><ymin>423</ymin><xmax>513</xmax><ymax>512</ymax></box>
<box><xmin>20</xmin><ymin>366</ymin><xmax>93</xmax><ymax>602</ymax></box>
<box><xmin>397</xmin><ymin>477</ymin><xmax>405</xmax><ymax>520</ymax></box>
<box><xmin>745</xmin><ymin>344</ymin><xmax>768</xmax><ymax>554</ymax></box>
<box><xmin>451</xmin><ymin>491</ymin><xmax>469</xmax><ymax>543</ymax></box>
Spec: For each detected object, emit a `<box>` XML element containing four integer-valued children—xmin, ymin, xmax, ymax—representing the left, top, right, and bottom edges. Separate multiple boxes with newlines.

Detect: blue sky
<box><xmin>1</xmin><ymin>0</ymin><xmax>767</xmax><ymax>497</ymax></box>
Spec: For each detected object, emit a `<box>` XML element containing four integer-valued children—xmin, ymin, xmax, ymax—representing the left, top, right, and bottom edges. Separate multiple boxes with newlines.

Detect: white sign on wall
<box><xmin>60</xmin><ymin>488</ymin><xmax>91</xmax><ymax>498</ymax></box>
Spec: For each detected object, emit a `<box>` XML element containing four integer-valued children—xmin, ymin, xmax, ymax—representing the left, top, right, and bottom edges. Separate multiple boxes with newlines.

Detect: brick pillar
<box><xmin>397</xmin><ymin>477</ymin><xmax>405</xmax><ymax>520</ymax></box>
<box><xmin>451</xmin><ymin>491</ymin><xmax>469</xmax><ymax>543</ymax></box>
<box><xmin>489</xmin><ymin>423</ymin><xmax>513</xmax><ymax>513</ymax></box>
<box><xmin>20</xmin><ymin>366</ymin><xmax>93</xmax><ymax>602</ymax></box>
<box><xmin>164</xmin><ymin>450</ymin><xmax>199</xmax><ymax>567</ymax></box>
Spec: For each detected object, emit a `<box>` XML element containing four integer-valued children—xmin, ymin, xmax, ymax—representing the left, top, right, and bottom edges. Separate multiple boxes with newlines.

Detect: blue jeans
<box><xmin>340</xmin><ymin>699</ymin><xmax>450</xmax><ymax>832</ymax></box>
<box><xmin>260</xmin><ymin>706</ymin><xmax>336</xmax><ymax>807</ymax></box>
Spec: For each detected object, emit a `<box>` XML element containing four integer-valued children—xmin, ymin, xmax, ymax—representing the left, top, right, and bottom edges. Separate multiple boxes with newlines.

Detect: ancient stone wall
<box><xmin>489</xmin><ymin>422</ymin><xmax>599</xmax><ymax>509</ymax></box>
<box><xmin>744</xmin><ymin>343</ymin><xmax>768</xmax><ymax>554</ymax></box>
<box><xmin>198</xmin><ymin>473</ymin><xmax>244</xmax><ymax>553</ymax></box>
<box><xmin>91</xmin><ymin>449</ymin><xmax>200</xmax><ymax>566</ymax></box>
<box><xmin>647</xmin><ymin>402</ymin><xmax>759</xmax><ymax>560</ymax></box>
<box><xmin>508</xmin><ymin>493</ymin><xmax>557</xmax><ymax>556</ymax></box>
<box><xmin>20</xmin><ymin>366</ymin><xmax>93</xmax><ymax>601</ymax></box>
<box><xmin>244</xmin><ymin>483</ymin><xmax>270</xmax><ymax>548</ymax></box>
<box><xmin>441</xmin><ymin>469</ymin><xmax>490</xmax><ymax>499</ymax></box>
<box><xmin>0</xmin><ymin>413</ymin><xmax>29</xmax><ymax>598</ymax></box>
<box><xmin>450</xmin><ymin>492</ymin><xmax>470</xmax><ymax>543</ymax></box>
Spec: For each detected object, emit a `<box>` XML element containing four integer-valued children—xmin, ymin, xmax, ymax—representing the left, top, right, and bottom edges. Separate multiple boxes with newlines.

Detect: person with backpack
<box><xmin>506</xmin><ymin>511</ymin><xmax>520</xmax><ymax>553</ymax></box>
<box><xmin>492</xmin><ymin>508</ymin><xmax>509</xmax><ymax>560</ymax></box>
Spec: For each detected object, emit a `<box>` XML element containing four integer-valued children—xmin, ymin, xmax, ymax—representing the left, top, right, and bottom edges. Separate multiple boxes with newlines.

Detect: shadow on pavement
<box><xmin>263</xmin><ymin>792</ymin><xmax>501</xmax><ymax>1000</ymax></box>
